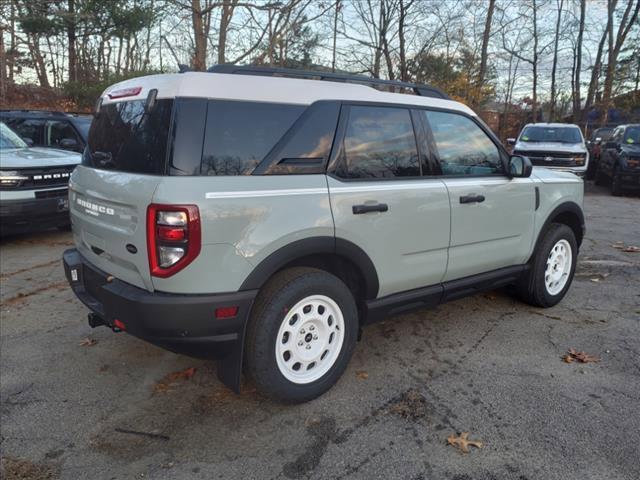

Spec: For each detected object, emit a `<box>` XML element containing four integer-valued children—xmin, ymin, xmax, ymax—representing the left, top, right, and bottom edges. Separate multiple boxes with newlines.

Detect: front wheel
<box><xmin>517</xmin><ymin>223</ymin><xmax>577</xmax><ymax>308</ymax></box>
<box><xmin>244</xmin><ymin>267</ymin><xmax>358</xmax><ymax>403</ymax></box>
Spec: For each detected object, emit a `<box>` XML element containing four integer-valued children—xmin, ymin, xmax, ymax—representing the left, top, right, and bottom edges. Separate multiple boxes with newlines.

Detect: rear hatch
<box><xmin>70</xmin><ymin>95</ymin><xmax>173</xmax><ymax>291</ymax></box>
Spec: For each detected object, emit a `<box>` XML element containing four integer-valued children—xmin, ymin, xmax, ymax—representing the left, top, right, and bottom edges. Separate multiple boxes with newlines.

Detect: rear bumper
<box><xmin>1</xmin><ymin>193</ymin><xmax>70</xmax><ymax>234</ymax></box>
<box><xmin>618</xmin><ymin>169</ymin><xmax>640</xmax><ymax>188</ymax></box>
<box><xmin>63</xmin><ymin>248</ymin><xmax>257</xmax><ymax>390</ymax></box>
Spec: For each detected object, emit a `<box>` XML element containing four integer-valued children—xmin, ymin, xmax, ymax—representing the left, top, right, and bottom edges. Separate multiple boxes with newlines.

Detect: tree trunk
<box><xmin>398</xmin><ymin>0</ymin><xmax>412</xmax><ymax>82</ymax></box>
<box><xmin>572</xmin><ymin>0</ymin><xmax>586</xmax><ymax>119</ymax></box>
<box><xmin>601</xmin><ymin>0</ymin><xmax>640</xmax><ymax>125</ymax></box>
<box><xmin>477</xmin><ymin>0</ymin><xmax>495</xmax><ymax>104</ymax></box>
<box><xmin>218</xmin><ymin>0</ymin><xmax>236</xmax><ymax>65</ymax></box>
<box><xmin>191</xmin><ymin>0</ymin><xmax>207</xmax><ymax>71</ymax></box>
<box><xmin>67</xmin><ymin>0</ymin><xmax>77</xmax><ymax>82</ymax></box>
<box><xmin>549</xmin><ymin>0</ymin><xmax>564</xmax><ymax>121</ymax></box>
<box><xmin>332</xmin><ymin>0</ymin><xmax>340</xmax><ymax>72</ymax></box>
<box><xmin>532</xmin><ymin>0</ymin><xmax>539</xmax><ymax>122</ymax></box>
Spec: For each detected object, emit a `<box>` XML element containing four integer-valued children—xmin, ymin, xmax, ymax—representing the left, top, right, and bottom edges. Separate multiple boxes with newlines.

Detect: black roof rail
<box><xmin>207</xmin><ymin>64</ymin><xmax>451</xmax><ymax>100</ymax></box>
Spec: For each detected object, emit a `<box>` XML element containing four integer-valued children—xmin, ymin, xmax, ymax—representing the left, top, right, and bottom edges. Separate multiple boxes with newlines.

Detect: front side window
<box><xmin>46</xmin><ymin>120</ymin><xmax>82</xmax><ymax>151</ymax></box>
<box><xmin>424</xmin><ymin>110</ymin><xmax>503</xmax><ymax>176</ymax></box>
<box><xmin>336</xmin><ymin>106</ymin><xmax>419</xmax><ymax>179</ymax></box>
<box><xmin>201</xmin><ymin>100</ymin><xmax>304</xmax><ymax>176</ymax></box>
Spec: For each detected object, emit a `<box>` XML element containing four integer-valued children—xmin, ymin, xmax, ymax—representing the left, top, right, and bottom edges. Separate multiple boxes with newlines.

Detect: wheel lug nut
<box><xmin>298</xmin><ymin>341</ymin><xmax>304</xmax><ymax>346</ymax></box>
<box><xmin>313</xmin><ymin>335</ymin><xmax>318</xmax><ymax>340</ymax></box>
<box><xmin>306</xmin><ymin>345</ymin><xmax>311</xmax><ymax>350</ymax></box>
<box><xmin>300</xmin><ymin>329</ymin><xmax>305</xmax><ymax>334</ymax></box>
<box><xmin>309</xmin><ymin>325</ymin><xmax>315</xmax><ymax>331</ymax></box>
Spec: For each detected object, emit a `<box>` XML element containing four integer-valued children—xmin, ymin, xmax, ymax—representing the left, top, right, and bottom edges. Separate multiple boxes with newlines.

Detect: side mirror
<box><xmin>22</xmin><ymin>137</ymin><xmax>34</xmax><ymax>147</ymax></box>
<box><xmin>59</xmin><ymin>138</ymin><xmax>79</xmax><ymax>149</ymax></box>
<box><xmin>509</xmin><ymin>155</ymin><xmax>532</xmax><ymax>178</ymax></box>
<box><xmin>506</xmin><ymin>138</ymin><xmax>516</xmax><ymax>146</ymax></box>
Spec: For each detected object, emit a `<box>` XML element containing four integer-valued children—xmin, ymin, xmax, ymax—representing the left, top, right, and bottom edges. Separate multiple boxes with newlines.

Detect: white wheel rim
<box><xmin>275</xmin><ymin>295</ymin><xmax>345</xmax><ymax>384</ymax></box>
<box><xmin>545</xmin><ymin>239</ymin><xmax>572</xmax><ymax>296</ymax></box>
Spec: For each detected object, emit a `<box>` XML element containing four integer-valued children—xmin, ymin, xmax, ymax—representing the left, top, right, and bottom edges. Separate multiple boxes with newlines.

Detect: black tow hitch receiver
<box><xmin>87</xmin><ymin>312</ymin><xmax>124</xmax><ymax>333</ymax></box>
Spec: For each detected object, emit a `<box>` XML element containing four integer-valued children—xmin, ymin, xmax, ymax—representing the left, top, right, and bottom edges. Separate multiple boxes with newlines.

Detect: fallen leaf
<box><xmin>622</xmin><ymin>246</ymin><xmax>640</xmax><ymax>253</ymax></box>
<box><xmin>79</xmin><ymin>337</ymin><xmax>97</xmax><ymax>347</ymax></box>
<box><xmin>154</xmin><ymin>367</ymin><xmax>197</xmax><ymax>393</ymax></box>
<box><xmin>563</xmin><ymin>348</ymin><xmax>600</xmax><ymax>364</ymax></box>
<box><xmin>447</xmin><ymin>432</ymin><xmax>483</xmax><ymax>453</ymax></box>
<box><xmin>355</xmin><ymin>370</ymin><xmax>369</xmax><ymax>380</ymax></box>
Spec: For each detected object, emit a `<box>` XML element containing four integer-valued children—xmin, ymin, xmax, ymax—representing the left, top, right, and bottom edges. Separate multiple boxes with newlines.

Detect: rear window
<box><xmin>201</xmin><ymin>100</ymin><xmax>304</xmax><ymax>176</ymax></box>
<box><xmin>84</xmin><ymin>99</ymin><xmax>173</xmax><ymax>174</ymax></box>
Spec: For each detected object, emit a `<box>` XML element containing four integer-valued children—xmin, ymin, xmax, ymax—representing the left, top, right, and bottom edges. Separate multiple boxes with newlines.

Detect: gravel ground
<box><xmin>1</xmin><ymin>183</ymin><xmax>639</xmax><ymax>480</ymax></box>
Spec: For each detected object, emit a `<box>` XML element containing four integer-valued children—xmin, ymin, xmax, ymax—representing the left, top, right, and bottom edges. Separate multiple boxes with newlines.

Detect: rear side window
<box><xmin>201</xmin><ymin>100</ymin><xmax>304</xmax><ymax>176</ymax></box>
<box><xmin>335</xmin><ymin>106</ymin><xmax>419</xmax><ymax>179</ymax></box>
<box><xmin>424</xmin><ymin>110</ymin><xmax>503</xmax><ymax>176</ymax></box>
<box><xmin>84</xmin><ymin>99</ymin><xmax>173</xmax><ymax>174</ymax></box>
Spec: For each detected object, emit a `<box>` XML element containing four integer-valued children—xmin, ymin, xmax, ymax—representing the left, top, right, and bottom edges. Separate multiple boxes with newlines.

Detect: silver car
<box><xmin>62</xmin><ymin>67</ymin><xmax>585</xmax><ymax>403</ymax></box>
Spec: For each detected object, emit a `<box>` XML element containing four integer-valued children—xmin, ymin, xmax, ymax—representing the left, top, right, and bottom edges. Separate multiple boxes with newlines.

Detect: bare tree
<box><xmin>572</xmin><ymin>0</ymin><xmax>586</xmax><ymax>119</ymax></box>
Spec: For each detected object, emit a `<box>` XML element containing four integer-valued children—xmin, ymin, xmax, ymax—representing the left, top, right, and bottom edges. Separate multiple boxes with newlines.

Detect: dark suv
<box><xmin>0</xmin><ymin>110</ymin><xmax>91</xmax><ymax>153</ymax></box>
<box><xmin>595</xmin><ymin>124</ymin><xmax>640</xmax><ymax>195</ymax></box>
<box><xmin>586</xmin><ymin>127</ymin><xmax>615</xmax><ymax>179</ymax></box>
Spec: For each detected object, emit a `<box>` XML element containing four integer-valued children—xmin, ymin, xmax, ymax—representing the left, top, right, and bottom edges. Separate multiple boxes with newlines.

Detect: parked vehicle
<box><xmin>0</xmin><ymin>110</ymin><xmax>91</xmax><ymax>153</ymax></box>
<box><xmin>63</xmin><ymin>66</ymin><xmax>585</xmax><ymax>403</ymax></box>
<box><xmin>508</xmin><ymin>123</ymin><xmax>589</xmax><ymax>177</ymax></box>
<box><xmin>586</xmin><ymin>127</ymin><xmax>615</xmax><ymax>180</ymax></box>
<box><xmin>0</xmin><ymin>122</ymin><xmax>81</xmax><ymax>234</ymax></box>
<box><xmin>595</xmin><ymin>124</ymin><xmax>640</xmax><ymax>195</ymax></box>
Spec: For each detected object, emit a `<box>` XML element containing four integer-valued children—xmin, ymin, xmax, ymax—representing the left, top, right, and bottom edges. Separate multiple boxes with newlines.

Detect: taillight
<box><xmin>147</xmin><ymin>204</ymin><xmax>201</xmax><ymax>278</ymax></box>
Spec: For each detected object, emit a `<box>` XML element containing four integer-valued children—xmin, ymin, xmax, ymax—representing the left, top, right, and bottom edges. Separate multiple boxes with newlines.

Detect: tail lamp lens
<box><xmin>147</xmin><ymin>204</ymin><xmax>201</xmax><ymax>278</ymax></box>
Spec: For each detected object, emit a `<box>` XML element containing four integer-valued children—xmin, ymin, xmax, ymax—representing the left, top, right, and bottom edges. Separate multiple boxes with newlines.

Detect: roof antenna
<box><xmin>161</xmin><ymin>35</ymin><xmax>190</xmax><ymax>73</ymax></box>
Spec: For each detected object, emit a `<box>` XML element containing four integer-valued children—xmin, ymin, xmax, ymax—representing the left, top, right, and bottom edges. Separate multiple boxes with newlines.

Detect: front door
<box><xmin>422</xmin><ymin>109</ymin><xmax>535</xmax><ymax>281</ymax></box>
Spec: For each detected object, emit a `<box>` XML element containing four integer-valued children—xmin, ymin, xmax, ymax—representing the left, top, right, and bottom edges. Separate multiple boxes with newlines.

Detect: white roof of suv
<box><xmin>102</xmin><ymin>72</ymin><xmax>475</xmax><ymax>116</ymax></box>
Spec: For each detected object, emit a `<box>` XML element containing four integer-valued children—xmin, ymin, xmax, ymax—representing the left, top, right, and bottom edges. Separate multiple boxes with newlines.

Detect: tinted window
<box><xmin>84</xmin><ymin>99</ymin><xmax>173</xmax><ymax>174</ymax></box>
<box><xmin>261</xmin><ymin>101</ymin><xmax>340</xmax><ymax>175</ymax></box>
<box><xmin>5</xmin><ymin>118</ymin><xmax>44</xmax><ymax>146</ymax></box>
<box><xmin>519</xmin><ymin>125</ymin><xmax>582</xmax><ymax>143</ymax></box>
<box><xmin>72</xmin><ymin>117</ymin><xmax>92</xmax><ymax>140</ymax></box>
<box><xmin>336</xmin><ymin>106</ymin><xmax>419</xmax><ymax>179</ymax></box>
<box><xmin>169</xmin><ymin>98</ymin><xmax>208</xmax><ymax>175</ymax></box>
<box><xmin>424</xmin><ymin>110</ymin><xmax>502</xmax><ymax>176</ymax></box>
<box><xmin>46</xmin><ymin>120</ymin><xmax>82</xmax><ymax>151</ymax></box>
<box><xmin>202</xmin><ymin>100</ymin><xmax>304</xmax><ymax>176</ymax></box>
<box><xmin>591</xmin><ymin>128</ymin><xmax>613</xmax><ymax>141</ymax></box>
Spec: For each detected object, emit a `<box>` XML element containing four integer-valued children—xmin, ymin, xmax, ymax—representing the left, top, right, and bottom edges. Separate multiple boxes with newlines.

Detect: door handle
<box><xmin>459</xmin><ymin>194</ymin><xmax>485</xmax><ymax>204</ymax></box>
<box><xmin>352</xmin><ymin>203</ymin><xmax>389</xmax><ymax>214</ymax></box>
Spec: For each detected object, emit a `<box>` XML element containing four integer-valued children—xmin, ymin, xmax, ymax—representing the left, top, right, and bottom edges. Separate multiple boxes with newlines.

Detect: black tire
<box><xmin>244</xmin><ymin>267</ymin><xmax>358</xmax><ymax>403</ymax></box>
<box><xmin>594</xmin><ymin>164</ymin><xmax>607</xmax><ymax>186</ymax></box>
<box><xmin>517</xmin><ymin>223</ymin><xmax>577</xmax><ymax>308</ymax></box>
<box><xmin>585</xmin><ymin>157</ymin><xmax>597</xmax><ymax>180</ymax></box>
<box><xmin>611</xmin><ymin>165</ymin><xmax>623</xmax><ymax>196</ymax></box>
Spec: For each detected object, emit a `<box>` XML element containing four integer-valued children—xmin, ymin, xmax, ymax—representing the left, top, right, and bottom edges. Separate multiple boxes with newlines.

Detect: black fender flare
<box><xmin>239</xmin><ymin>236</ymin><xmax>380</xmax><ymax>299</ymax></box>
<box><xmin>532</xmin><ymin>201</ymin><xmax>585</xmax><ymax>260</ymax></box>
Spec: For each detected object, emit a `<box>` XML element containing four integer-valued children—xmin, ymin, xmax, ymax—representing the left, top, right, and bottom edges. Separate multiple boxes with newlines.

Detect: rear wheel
<box><xmin>244</xmin><ymin>267</ymin><xmax>358</xmax><ymax>403</ymax></box>
<box><xmin>517</xmin><ymin>223</ymin><xmax>577</xmax><ymax>308</ymax></box>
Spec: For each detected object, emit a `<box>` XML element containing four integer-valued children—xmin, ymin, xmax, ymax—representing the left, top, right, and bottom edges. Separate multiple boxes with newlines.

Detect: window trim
<box><xmin>327</xmin><ymin>102</ymin><xmax>424</xmax><ymax>182</ymax></box>
<box><xmin>253</xmin><ymin>100</ymin><xmax>342</xmax><ymax>175</ymax></box>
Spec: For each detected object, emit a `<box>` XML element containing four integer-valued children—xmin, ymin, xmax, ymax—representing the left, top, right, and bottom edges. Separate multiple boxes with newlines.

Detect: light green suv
<box><xmin>63</xmin><ymin>66</ymin><xmax>585</xmax><ymax>403</ymax></box>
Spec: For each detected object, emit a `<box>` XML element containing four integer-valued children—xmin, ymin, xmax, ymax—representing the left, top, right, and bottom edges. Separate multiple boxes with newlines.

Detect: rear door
<box><xmin>327</xmin><ymin>104</ymin><xmax>450</xmax><ymax>298</ymax></box>
<box><xmin>422</xmin><ymin>109</ymin><xmax>535</xmax><ymax>281</ymax></box>
<box><xmin>70</xmin><ymin>97</ymin><xmax>174</xmax><ymax>291</ymax></box>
